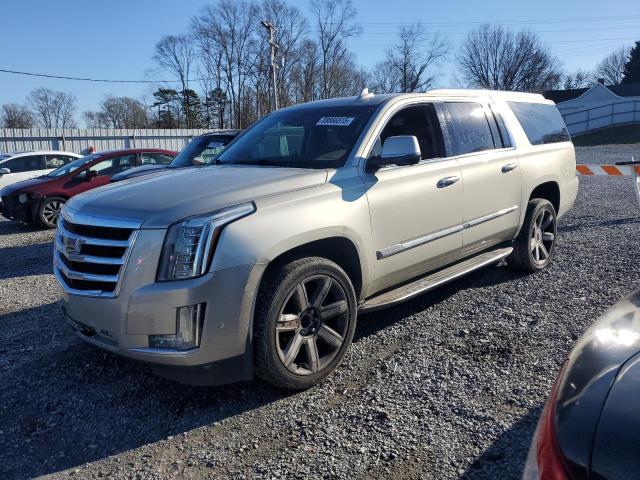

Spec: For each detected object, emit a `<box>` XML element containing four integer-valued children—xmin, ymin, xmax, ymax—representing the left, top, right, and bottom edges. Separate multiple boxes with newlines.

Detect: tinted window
<box><xmin>86</xmin><ymin>154</ymin><xmax>137</xmax><ymax>176</ymax></box>
<box><xmin>508</xmin><ymin>102</ymin><xmax>570</xmax><ymax>145</ymax></box>
<box><xmin>217</xmin><ymin>105</ymin><xmax>377</xmax><ymax>168</ymax></box>
<box><xmin>445</xmin><ymin>103</ymin><xmax>495</xmax><ymax>155</ymax></box>
<box><xmin>171</xmin><ymin>136</ymin><xmax>235</xmax><ymax>167</ymax></box>
<box><xmin>141</xmin><ymin>152</ymin><xmax>174</xmax><ymax>165</ymax></box>
<box><xmin>3</xmin><ymin>155</ymin><xmax>43</xmax><ymax>173</ymax></box>
<box><xmin>373</xmin><ymin>104</ymin><xmax>445</xmax><ymax>160</ymax></box>
<box><xmin>46</xmin><ymin>154</ymin><xmax>76</xmax><ymax>169</ymax></box>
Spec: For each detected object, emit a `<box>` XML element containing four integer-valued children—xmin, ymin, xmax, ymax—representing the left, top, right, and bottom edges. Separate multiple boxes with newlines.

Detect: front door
<box><xmin>442</xmin><ymin>102</ymin><xmax>522</xmax><ymax>253</ymax></box>
<box><xmin>63</xmin><ymin>153</ymin><xmax>137</xmax><ymax>195</ymax></box>
<box><xmin>361</xmin><ymin>103</ymin><xmax>464</xmax><ymax>293</ymax></box>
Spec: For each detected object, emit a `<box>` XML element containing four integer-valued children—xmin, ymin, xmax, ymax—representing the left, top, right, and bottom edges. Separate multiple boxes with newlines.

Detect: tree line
<box><xmin>2</xmin><ymin>0</ymin><xmax>640</xmax><ymax>130</ymax></box>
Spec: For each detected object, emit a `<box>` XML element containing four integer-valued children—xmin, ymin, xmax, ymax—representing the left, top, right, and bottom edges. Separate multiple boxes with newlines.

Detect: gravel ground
<box><xmin>1</xmin><ymin>165</ymin><xmax>640</xmax><ymax>479</ymax></box>
<box><xmin>575</xmin><ymin>143</ymin><xmax>640</xmax><ymax>164</ymax></box>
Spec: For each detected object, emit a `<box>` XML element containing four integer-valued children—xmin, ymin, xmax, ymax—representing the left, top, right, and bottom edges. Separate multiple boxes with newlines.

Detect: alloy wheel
<box><xmin>275</xmin><ymin>274</ymin><xmax>350</xmax><ymax>376</ymax></box>
<box><xmin>42</xmin><ymin>200</ymin><xmax>64</xmax><ymax>225</ymax></box>
<box><xmin>530</xmin><ymin>208</ymin><xmax>556</xmax><ymax>266</ymax></box>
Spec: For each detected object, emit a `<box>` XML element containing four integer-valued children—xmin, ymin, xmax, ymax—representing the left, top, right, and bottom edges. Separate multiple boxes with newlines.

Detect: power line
<box><xmin>0</xmin><ymin>68</ymin><xmax>175</xmax><ymax>84</ymax></box>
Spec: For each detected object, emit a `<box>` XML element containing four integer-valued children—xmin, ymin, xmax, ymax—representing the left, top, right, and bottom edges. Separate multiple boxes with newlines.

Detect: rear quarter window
<box><xmin>508</xmin><ymin>102</ymin><xmax>570</xmax><ymax>145</ymax></box>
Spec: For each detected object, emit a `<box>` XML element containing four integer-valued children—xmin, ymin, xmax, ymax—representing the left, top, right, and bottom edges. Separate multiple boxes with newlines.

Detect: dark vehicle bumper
<box><xmin>0</xmin><ymin>195</ymin><xmax>35</xmax><ymax>223</ymax></box>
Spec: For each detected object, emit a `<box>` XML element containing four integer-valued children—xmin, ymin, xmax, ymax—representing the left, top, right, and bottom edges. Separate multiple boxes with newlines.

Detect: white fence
<box><xmin>561</xmin><ymin>100</ymin><xmax>640</xmax><ymax>136</ymax></box>
<box><xmin>0</xmin><ymin>128</ymin><xmax>218</xmax><ymax>154</ymax></box>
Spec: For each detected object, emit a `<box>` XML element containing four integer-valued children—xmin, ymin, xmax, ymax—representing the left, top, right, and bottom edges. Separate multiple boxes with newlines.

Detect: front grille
<box><xmin>54</xmin><ymin>214</ymin><xmax>140</xmax><ymax>297</ymax></box>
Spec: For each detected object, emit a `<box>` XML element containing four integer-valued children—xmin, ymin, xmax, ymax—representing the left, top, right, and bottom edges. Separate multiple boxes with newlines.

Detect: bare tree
<box><xmin>259</xmin><ymin>0</ymin><xmax>309</xmax><ymax>109</ymax></box>
<box><xmin>154</xmin><ymin>34</ymin><xmax>195</xmax><ymax>127</ymax></box>
<box><xmin>563</xmin><ymin>70</ymin><xmax>593</xmax><ymax>89</ymax></box>
<box><xmin>1</xmin><ymin>103</ymin><xmax>34</xmax><ymax>128</ymax></box>
<box><xmin>84</xmin><ymin>96</ymin><xmax>149</xmax><ymax>128</ymax></box>
<box><xmin>457</xmin><ymin>24</ymin><xmax>561</xmax><ymax>93</ymax></box>
<box><xmin>596</xmin><ymin>46</ymin><xmax>630</xmax><ymax>85</ymax></box>
<box><xmin>291</xmin><ymin>39</ymin><xmax>321</xmax><ymax>102</ymax></box>
<box><xmin>311</xmin><ymin>0</ymin><xmax>361</xmax><ymax>99</ymax></box>
<box><xmin>191</xmin><ymin>0</ymin><xmax>259</xmax><ymax>128</ymax></box>
<box><xmin>28</xmin><ymin>88</ymin><xmax>77</xmax><ymax>128</ymax></box>
<box><xmin>376</xmin><ymin>23</ymin><xmax>447</xmax><ymax>93</ymax></box>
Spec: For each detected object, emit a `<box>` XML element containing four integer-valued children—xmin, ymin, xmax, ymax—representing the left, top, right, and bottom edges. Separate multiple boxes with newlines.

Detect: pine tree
<box><xmin>622</xmin><ymin>41</ymin><xmax>640</xmax><ymax>84</ymax></box>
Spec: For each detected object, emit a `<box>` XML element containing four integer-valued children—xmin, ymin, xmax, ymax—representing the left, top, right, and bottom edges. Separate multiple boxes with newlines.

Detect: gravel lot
<box><xmin>1</xmin><ymin>152</ymin><xmax>640</xmax><ymax>479</ymax></box>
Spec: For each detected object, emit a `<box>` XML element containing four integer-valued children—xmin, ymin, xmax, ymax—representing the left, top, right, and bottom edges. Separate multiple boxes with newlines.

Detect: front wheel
<box><xmin>254</xmin><ymin>257</ymin><xmax>357</xmax><ymax>390</ymax></box>
<box><xmin>507</xmin><ymin>199</ymin><xmax>557</xmax><ymax>273</ymax></box>
<box><xmin>35</xmin><ymin>196</ymin><xmax>66</xmax><ymax>229</ymax></box>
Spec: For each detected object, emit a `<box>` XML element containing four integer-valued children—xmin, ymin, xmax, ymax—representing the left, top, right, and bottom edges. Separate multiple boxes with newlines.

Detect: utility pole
<box><xmin>261</xmin><ymin>20</ymin><xmax>279</xmax><ymax>111</ymax></box>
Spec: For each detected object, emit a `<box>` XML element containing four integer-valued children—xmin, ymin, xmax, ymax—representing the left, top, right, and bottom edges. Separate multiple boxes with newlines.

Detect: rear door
<box><xmin>0</xmin><ymin>154</ymin><xmax>45</xmax><ymax>189</ymax></box>
<box><xmin>140</xmin><ymin>152</ymin><xmax>175</xmax><ymax>165</ymax></box>
<box><xmin>442</xmin><ymin>102</ymin><xmax>522</xmax><ymax>254</ymax></box>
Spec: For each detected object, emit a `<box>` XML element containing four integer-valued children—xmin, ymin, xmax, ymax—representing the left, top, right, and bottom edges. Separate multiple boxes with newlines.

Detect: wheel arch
<box><xmin>261</xmin><ymin>236</ymin><xmax>364</xmax><ymax>301</ymax></box>
<box><xmin>529</xmin><ymin>181</ymin><xmax>560</xmax><ymax>214</ymax></box>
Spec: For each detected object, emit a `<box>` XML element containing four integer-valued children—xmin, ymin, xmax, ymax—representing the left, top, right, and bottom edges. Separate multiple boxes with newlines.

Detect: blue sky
<box><xmin>1</xmin><ymin>0</ymin><xmax>639</xmax><ymax>124</ymax></box>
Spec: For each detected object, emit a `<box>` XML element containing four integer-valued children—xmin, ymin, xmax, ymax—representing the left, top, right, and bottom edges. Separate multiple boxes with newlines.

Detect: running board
<box><xmin>359</xmin><ymin>247</ymin><xmax>513</xmax><ymax>313</ymax></box>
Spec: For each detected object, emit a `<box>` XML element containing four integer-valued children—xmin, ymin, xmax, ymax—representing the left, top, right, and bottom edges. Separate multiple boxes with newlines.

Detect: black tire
<box><xmin>507</xmin><ymin>199</ymin><xmax>557</xmax><ymax>273</ymax></box>
<box><xmin>35</xmin><ymin>196</ymin><xmax>66</xmax><ymax>229</ymax></box>
<box><xmin>254</xmin><ymin>257</ymin><xmax>357</xmax><ymax>390</ymax></box>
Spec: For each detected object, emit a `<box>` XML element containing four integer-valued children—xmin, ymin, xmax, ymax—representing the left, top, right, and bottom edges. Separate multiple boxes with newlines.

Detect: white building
<box><xmin>544</xmin><ymin>83</ymin><xmax>640</xmax><ymax>136</ymax></box>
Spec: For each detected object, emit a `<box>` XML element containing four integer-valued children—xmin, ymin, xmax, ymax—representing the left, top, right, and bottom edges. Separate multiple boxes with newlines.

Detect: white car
<box><xmin>0</xmin><ymin>150</ymin><xmax>82</xmax><ymax>192</ymax></box>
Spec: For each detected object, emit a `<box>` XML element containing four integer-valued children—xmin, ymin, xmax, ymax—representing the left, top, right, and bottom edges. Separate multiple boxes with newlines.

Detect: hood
<box><xmin>110</xmin><ymin>164</ymin><xmax>168</xmax><ymax>182</ymax></box>
<box><xmin>0</xmin><ymin>176</ymin><xmax>51</xmax><ymax>196</ymax></box>
<box><xmin>66</xmin><ymin>165</ymin><xmax>328</xmax><ymax>228</ymax></box>
<box><xmin>554</xmin><ymin>289</ymin><xmax>640</xmax><ymax>473</ymax></box>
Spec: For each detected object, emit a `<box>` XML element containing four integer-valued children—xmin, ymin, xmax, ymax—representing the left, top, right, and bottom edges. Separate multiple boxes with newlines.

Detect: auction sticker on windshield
<box><xmin>316</xmin><ymin>117</ymin><xmax>355</xmax><ymax>126</ymax></box>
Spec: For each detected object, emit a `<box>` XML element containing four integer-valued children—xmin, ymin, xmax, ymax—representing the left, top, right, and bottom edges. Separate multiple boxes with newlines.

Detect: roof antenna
<box><xmin>359</xmin><ymin>87</ymin><xmax>374</xmax><ymax>99</ymax></box>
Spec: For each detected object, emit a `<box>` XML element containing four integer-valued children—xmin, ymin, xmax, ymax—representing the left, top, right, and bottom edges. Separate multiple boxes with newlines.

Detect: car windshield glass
<box><xmin>46</xmin><ymin>154</ymin><xmax>100</xmax><ymax>177</ymax></box>
<box><xmin>170</xmin><ymin>136</ymin><xmax>234</xmax><ymax>168</ymax></box>
<box><xmin>216</xmin><ymin>105</ymin><xmax>377</xmax><ymax>168</ymax></box>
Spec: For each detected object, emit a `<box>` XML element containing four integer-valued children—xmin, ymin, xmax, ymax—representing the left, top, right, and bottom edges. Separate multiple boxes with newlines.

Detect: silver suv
<box><xmin>55</xmin><ymin>89</ymin><xmax>578</xmax><ymax>389</ymax></box>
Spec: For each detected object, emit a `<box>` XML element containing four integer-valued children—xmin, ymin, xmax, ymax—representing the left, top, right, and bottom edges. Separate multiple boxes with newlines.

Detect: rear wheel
<box><xmin>254</xmin><ymin>257</ymin><xmax>357</xmax><ymax>390</ymax></box>
<box><xmin>35</xmin><ymin>197</ymin><xmax>65</xmax><ymax>229</ymax></box>
<box><xmin>507</xmin><ymin>199</ymin><xmax>557</xmax><ymax>273</ymax></box>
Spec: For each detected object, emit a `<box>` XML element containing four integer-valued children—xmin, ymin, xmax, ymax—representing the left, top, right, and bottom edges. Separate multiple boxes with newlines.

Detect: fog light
<box><xmin>148</xmin><ymin>303</ymin><xmax>205</xmax><ymax>351</ymax></box>
<box><xmin>18</xmin><ymin>193</ymin><xmax>28</xmax><ymax>203</ymax></box>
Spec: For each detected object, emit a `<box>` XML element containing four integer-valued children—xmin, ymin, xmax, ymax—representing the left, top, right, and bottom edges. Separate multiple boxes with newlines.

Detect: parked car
<box><xmin>55</xmin><ymin>89</ymin><xmax>577</xmax><ymax>389</ymax></box>
<box><xmin>0</xmin><ymin>148</ymin><xmax>176</xmax><ymax>228</ymax></box>
<box><xmin>109</xmin><ymin>131</ymin><xmax>239</xmax><ymax>182</ymax></box>
<box><xmin>523</xmin><ymin>289</ymin><xmax>640</xmax><ymax>479</ymax></box>
<box><xmin>0</xmin><ymin>150</ymin><xmax>81</xmax><ymax>194</ymax></box>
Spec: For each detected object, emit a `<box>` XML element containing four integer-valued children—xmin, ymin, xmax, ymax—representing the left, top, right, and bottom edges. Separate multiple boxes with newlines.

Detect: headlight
<box><xmin>157</xmin><ymin>202</ymin><xmax>255</xmax><ymax>281</ymax></box>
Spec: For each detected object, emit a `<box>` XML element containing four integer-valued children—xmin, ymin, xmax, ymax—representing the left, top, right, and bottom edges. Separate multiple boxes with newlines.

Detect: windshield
<box><xmin>170</xmin><ymin>135</ymin><xmax>235</xmax><ymax>168</ymax></box>
<box><xmin>216</xmin><ymin>105</ymin><xmax>377</xmax><ymax>168</ymax></box>
<box><xmin>47</xmin><ymin>154</ymin><xmax>100</xmax><ymax>177</ymax></box>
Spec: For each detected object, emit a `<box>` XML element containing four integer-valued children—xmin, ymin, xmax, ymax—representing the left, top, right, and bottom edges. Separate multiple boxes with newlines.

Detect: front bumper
<box><xmin>0</xmin><ymin>195</ymin><xmax>35</xmax><ymax>222</ymax></box>
<box><xmin>56</xmin><ymin>227</ymin><xmax>265</xmax><ymax>386</ymax></box>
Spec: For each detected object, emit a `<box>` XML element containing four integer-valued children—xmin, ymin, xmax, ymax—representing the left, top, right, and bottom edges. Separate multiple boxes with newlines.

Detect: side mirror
<box><xmin>0</xmin><ymin>167</ymin><xmax>10</xmax><ymax>175</ymax></box>
<box><xmin>367</xmin><ymin>136</ymin><xmax>421</xmax><ymax>172</ymax></box>
<box><xmin>84</xmin><ymin>170</ymin><xmax>98</xmax><ymax>181</ymax></box>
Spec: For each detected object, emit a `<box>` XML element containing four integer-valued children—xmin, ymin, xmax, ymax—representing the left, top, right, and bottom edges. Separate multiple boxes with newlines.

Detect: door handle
<box><xmin>437</xmin><ymin>176</ymin><xmax>460</xmax><ymax>188</ymax></box>
<box><xmin>501</xmin><ymin>162</ymin><xmax>518</xmax><ymax>173</ymax></box>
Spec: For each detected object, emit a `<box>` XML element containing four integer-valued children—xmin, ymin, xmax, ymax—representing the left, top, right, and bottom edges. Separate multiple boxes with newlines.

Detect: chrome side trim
<box><xmin>377</xmin><ymin>205</ymin><xmax>518</xmax><ymax>259</ymax></box>
<box><xmin>463</xmin><ymin>205</ymin><xmax>518</xmax><ymax>229</ymax></box>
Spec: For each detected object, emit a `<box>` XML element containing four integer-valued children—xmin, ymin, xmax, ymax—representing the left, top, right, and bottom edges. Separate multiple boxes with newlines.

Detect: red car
<box><xmin>0</xmin><ymin>148</ymin><xmax>176</xmax><ymax>228</ymax></box>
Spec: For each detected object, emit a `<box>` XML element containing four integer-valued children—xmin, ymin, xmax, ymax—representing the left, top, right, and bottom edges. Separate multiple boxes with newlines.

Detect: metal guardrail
<box><xmin>562</xmin><ymin>100</ymin><xmax>640</xmax><ymax>135</ymax></box>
